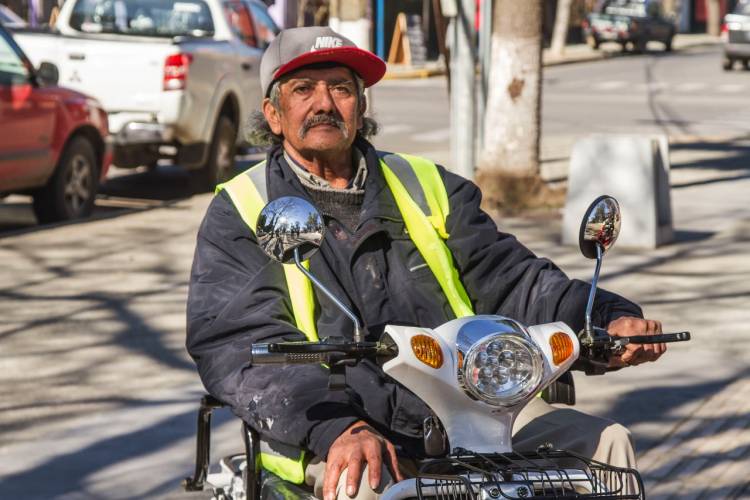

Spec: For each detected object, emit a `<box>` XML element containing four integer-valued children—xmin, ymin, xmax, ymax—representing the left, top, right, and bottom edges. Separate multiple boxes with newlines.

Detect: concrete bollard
<box><xmin>562</xmin><ymin>134</ymin><xmax>673</xmax><ymax>249</ymax></box>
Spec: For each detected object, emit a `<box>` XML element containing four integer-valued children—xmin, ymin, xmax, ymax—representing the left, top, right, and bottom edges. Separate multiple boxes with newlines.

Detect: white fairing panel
<box><xmin>526</xmin><ymin>321</ymin><xmax>580</xmax><ymax>379</ymax></box>
<box><xmin>381</xmin><ymin>316</ymin><xmax>579</xmax><ymax>455</ymax></box>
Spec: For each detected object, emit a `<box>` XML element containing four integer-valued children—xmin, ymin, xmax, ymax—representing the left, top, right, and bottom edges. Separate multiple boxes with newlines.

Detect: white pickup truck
<box><xmin>13</xmin><ymin>0</ymin><xmax>278</xmax><ymax>186</ymax></box>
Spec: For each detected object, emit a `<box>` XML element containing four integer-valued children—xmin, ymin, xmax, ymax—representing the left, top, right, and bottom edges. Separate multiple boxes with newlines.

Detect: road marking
<box><xmin>380</xmin><ymin>123</ymin><xmax>414</xmax><ymax>135</ymax></box>
<box><xmin>638</xmin><ymin>81</ymin><xmax>670</xmax><ymax>92</ymax></box>
<box><xmin>592</xmin><ymin>80</ymin><xmax>628</xmax><ymax>90</ymax></box>
<box><xmin>411</xmin><ymin>127</ymin><xmax>451</xmax><ymax>143</ymax></box>
<box><xmin>674</xmin><ymin>82</ymin><xmax>706</xmax><ymax>92</ymax></box>
<box><xmin>717</xmin><ymin>83</ymin><xmax>745</xmax><ymax>93</ymax></box>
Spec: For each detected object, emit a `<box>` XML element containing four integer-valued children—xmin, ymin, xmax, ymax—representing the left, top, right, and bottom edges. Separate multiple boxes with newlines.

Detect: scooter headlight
<box><xmin>462</xmin><ymin>334</ymin><xmax>544</xmax><ymax>407</ymax></box>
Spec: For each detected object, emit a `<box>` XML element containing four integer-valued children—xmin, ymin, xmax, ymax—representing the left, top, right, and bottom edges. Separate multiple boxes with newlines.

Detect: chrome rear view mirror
<box><xmin>256</xmin><ymin>196</ymin><xmax>325</xmax><ymax>264</ymax></box>
<box><xmin>579</xmin><ymin>195</ymin><xmax>621</xmax><ymax>259</ymax></box>
<box><xmin>578</xmin><ymin>195</ymin><xmax>621</xmax><ymax>342</ymax></box>
<box><xmin>256</xmin><ymin>196</ymin><xmax>363</xmax><ymax>342</ymax></box>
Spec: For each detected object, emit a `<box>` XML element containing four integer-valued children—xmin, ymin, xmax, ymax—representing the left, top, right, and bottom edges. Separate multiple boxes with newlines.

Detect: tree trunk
<box><xmin>550</xmin><ymin>0</ymin><xmax>574</xmax><ymax>56</ymax></box>
<box><xmin>477</xmin><ymin>0</ymin><xmax>544</xmax><ymax>210</ymax></box>
<box><xmin>706</xmin><ymin>0</ymin><xmax>721</xmax><ymax>37</ymax></box>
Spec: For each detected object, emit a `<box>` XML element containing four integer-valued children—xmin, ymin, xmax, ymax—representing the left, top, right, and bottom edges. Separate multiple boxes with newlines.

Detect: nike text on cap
<box><xmin>260</xmin><ymin>26</ymin><xmax>387</xmax><ymax>97</ymax></box>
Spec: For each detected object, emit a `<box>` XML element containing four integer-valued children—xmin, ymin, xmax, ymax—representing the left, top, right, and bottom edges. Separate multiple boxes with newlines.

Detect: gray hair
<box><xmin>244</xmin><ymin>73</ymin><xmax>379</xmax><ymax>146</ymax></box>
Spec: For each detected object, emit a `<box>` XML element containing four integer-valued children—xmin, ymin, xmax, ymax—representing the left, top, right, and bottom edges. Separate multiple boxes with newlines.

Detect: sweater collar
<box><xmin>264</xmin><ymin>137</ymin><xmax>403</xmax><ymax>226</ymax></box>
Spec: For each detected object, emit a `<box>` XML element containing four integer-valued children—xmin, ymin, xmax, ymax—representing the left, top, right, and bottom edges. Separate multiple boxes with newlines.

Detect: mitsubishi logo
<box><xmin>69</xmin><ymin>70</ymin><xmax>81</xmax><ymax>83</ymax></box>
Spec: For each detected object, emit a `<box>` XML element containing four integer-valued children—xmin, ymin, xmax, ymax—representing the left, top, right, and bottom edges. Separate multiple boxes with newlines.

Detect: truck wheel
<box><xmin>586</xmin><ymin>34</ymin><xmax>600</xmax><ymax>50</ymax></box>
<box><xmin>664</xmin><ymin>36</ymin><xmax>673</xmax><ymax>52</ymax></box>
<box><xmin>634</xmin><ymin>39</ymin><xmax>647</xmax><ymax>54</ymax></box>
<box><xmin>743</xmin><ymin>60</ymin><xmax>750</xmax><ymax>71</ymax></box>
<box><xmin>723</xmin><ymin>58</ymin><xmax>734</xmax><ymax>71</ymax></box>
<box><xmin>194</xmin><ymin>115</ymin><xmax>238</xmax><ymax>190</ymax></box>
<box><xmin>33</xmin><ymin>136</ymin><xmax>99</xmax><ymax>224</ymax></box>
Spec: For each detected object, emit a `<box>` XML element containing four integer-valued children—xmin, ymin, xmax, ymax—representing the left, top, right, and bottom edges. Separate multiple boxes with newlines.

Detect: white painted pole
<box><xmin>478</xmin><ymin>0</ymin><xmax>491</xmax><ymax>149</ymax></box>
<box><xmin>448</xmin><ymin>0</ymin><xmax>476</xmax><ymax>180</ymax></box>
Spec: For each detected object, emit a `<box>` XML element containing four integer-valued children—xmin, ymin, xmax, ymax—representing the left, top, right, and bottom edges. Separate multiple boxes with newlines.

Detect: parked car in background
<box><xmin>721</xmin><ymin>0</ymin><xmax>750</xmax><ymax>70</ymax></box>
<box><xmin>0</xmin><ymin>24</ymin><xmax>111</xmax><ymax>223</ymax></box>
<box><xmin>583</xmin><ymin>0</ymin><xmax>675</xmax><ymax>53</ymax></box>
<box><xmin>0</xmin><ymin>5</ymin><xmax>27</xmax><ymax>29</ymax></box>
<box><xmin>11</xmin><ymin>0</ymin><xmax>278</xmax><ymax>187</ymax></box>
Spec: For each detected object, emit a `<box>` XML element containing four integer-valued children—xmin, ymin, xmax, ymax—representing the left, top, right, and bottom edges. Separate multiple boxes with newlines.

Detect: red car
<box><xmin>0</xmin><ymin>24</ymin><xmax>111</xmax><ymax>223</ymax></box>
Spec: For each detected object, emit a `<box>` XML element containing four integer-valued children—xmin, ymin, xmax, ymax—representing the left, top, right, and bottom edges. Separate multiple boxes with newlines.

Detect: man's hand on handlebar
<box><xmin>606</xmin><ymin>316</ymin><xmax>667</xmax><ymax>368</ymax></box>
<box><xmin>323</xmin><ymin>420</ymin><xmax>404</xmax><ymax>500</ymax></box>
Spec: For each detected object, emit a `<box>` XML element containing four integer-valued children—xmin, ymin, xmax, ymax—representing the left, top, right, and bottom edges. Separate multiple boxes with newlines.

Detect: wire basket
<box><xmin>414</xmin><ymin>447</ymin><xmax>644</xmax><ymax>500</ymax></box>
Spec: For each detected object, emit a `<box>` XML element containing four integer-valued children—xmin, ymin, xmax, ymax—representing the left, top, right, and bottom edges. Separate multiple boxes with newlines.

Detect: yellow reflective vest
<box><xmin>216</xmin><ymin>152</ymin><xmax>474</xmax><ymax>483</ymax></box>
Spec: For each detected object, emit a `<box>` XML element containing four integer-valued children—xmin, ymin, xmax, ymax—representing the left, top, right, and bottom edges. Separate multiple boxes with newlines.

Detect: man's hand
<box><xmin>323</xmin><ymin>421</ymin><xmax>404</xmax><ymax>500</ymax></box>
<box><xmin>607</xmin><ymin>316</ymin><xmax>666</xmax><ymax>368</ymax></box>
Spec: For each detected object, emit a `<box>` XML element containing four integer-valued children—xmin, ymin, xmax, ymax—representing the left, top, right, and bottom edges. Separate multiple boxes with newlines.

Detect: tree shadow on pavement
<box><xmin>0</xmin><ymin>398</ymin><xmax>233</xmax><ymax>499</ymax></box>
<box><xmin>0</xmin><ymin>165</ymin><xmax>198</xmax><ymax>237</ymax></box>
<box><xmin>100</xmin><ymin>165</ymin><xmax>201</xmax><ymax>201</ymax></box>
<box><xmin>0</xmin><ymin>155</ymin><xmax>261</xmax><ymax>236</ymax></box>
<box><xmin>597</xmin><ymin>367</ymin><xmax>750</xmax><ymax>498</ymax></box>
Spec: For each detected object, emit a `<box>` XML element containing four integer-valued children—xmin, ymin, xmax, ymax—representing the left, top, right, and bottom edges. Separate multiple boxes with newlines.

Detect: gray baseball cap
<box><xmin>260</xmin><ymin>26</ymin><xmax>386</xmax><ymax>97</ymax></box>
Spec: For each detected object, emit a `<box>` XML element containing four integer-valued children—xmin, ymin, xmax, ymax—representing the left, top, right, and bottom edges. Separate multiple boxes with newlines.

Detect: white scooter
<box><xmin>183</xmin><ymin>195</ymin><xmax>690</xmax><ymax>500</ymax></box>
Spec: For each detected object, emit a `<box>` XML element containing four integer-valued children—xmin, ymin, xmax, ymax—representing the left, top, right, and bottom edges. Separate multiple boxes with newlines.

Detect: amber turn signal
<box><xmin>549</xmin><ymin>332</ymin><xmax>574</xmax><ymax>365</ymax></box>
<box><xmin>411</xmin><ymin>334</ymin><xmax>444</xmax><ymax>369</ymax></box>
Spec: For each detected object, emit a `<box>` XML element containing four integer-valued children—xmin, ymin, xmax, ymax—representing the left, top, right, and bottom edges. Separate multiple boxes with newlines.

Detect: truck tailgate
<box><xmin>16</xmin><ymin>32</ymin><xmax>176</xmax><ymax>113</ymax></box>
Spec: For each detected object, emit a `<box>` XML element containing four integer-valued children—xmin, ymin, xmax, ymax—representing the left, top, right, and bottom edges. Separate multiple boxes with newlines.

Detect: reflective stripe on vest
<box><xmin>216</xmin><ymin>161</ymin><xmax>318</xmax><ymax>342</ymax></box>
<box><xmin>215</xmin><ymin>153</ymin><xmax>477</xmax><ymax>483</ymax></box>
<box><xmin>216</xmin><ymin>161</ymin><xmax>312</xmax><ymax>484</ymax></box>
<box><xmin>378</xmin><ymin>153</ymin><xmax>473</xmax><ymax>318</ymax></box>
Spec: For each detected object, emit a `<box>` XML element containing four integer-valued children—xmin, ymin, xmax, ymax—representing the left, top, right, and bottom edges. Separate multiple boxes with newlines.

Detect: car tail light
<box><xmin>163</xmin><ymin>54</ymin><xmax>193</xmax><ymax>91</ymax></box>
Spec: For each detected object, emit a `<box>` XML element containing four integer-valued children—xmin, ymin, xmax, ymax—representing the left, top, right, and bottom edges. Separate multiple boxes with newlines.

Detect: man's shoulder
<box><xmin>199</xmin><ymin>190</ymin><xmax>250</xmax><ymax>238</ymax></box>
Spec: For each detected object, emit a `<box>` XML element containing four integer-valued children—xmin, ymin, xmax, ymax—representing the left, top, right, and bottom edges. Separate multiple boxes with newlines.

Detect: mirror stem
<box><xmin>583</xmin><ymin>243</ymin><xmax>603</xmax><ymax>343</ymax></box>
<box><xmin>293</xmin><ymin>248</ymin><xmax>364</xmax><ymax>343</ymax></box>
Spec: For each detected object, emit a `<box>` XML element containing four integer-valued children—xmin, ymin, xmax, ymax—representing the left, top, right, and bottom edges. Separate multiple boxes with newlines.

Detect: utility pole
<box><xmin>446</xmin><ymin>0</ymin><xmax>477</xmax><ymax>180</ymax></box>
<box><xmin>478</xmin><ymin>0</ymin><xmax>492</xmax><ymax>148</ymax></box>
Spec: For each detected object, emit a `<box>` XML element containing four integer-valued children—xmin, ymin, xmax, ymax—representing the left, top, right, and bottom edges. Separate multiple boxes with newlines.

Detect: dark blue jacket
<box><xmin>186</xmin><ymin>138</ymin><xmax>642</xmax><ymax>459</ymax></box>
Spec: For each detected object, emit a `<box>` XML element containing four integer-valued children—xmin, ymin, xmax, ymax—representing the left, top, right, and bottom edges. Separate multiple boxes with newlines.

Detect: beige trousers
<box><xmin>304</xmin><ymin>398</ymin><xmax>636</xmax><ymax>500</ymax></box>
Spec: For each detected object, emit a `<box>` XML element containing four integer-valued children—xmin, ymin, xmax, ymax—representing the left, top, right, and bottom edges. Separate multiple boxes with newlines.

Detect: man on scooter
<box><xmin>186</xmin><ymin>26</ymin><xmax>666</xmax><ymax>500</ymax></box>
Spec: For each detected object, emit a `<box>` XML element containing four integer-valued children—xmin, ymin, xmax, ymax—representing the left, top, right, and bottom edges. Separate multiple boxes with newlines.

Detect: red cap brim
<box><xmin>273</xmin><ymin>47</ymin><xmax>387</xmax><ymax>88</ymax></box>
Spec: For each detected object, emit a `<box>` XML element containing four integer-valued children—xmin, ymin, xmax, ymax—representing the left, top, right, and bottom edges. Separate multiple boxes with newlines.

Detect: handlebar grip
<box><xmin>626</xmin><ymin>331</ymin><xmax>691</xmax><ymax>344</ymax></box>
<box><xmin>251</xmin><ymin>344</ymin><xmax>328</xmax><ymax>364</ymax></box>
<box><xmin>283</xmin><ymin>352</ymin><xmax>330</xmax><ymax>364</ymax></box>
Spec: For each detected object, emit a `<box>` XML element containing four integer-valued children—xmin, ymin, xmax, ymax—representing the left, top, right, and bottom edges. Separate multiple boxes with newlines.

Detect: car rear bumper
<box><xmin>725</xmin><ymin>42</ymin><xmax>750</xmax><ymax>58</ymax></box>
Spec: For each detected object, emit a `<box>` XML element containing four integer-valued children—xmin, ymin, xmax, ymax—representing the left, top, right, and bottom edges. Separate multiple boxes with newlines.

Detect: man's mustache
<box><xmin>298</xmin><ymin>114</ymin><xmax>348</xmax><ymax>139</ymax></box>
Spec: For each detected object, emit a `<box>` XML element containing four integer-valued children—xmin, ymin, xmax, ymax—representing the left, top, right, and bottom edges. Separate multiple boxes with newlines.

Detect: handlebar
<box><xmin>251</xmin><ymin>345</ymin><xmax>331</xmax><ymax>364</ymax></box>
<box><xmin>576</xmin><ymin>328</ymin><xmax>692</xmax><ymax>375</ymax></box>
<box><xmin>619</xmin><ymin>331</ymin><xmax>691</xmax><ymax>345</ymax></box>
<box><xmin>250</xmin><ymin>339</ymin><xmax>391</xmax><ymax>365</ymax></box>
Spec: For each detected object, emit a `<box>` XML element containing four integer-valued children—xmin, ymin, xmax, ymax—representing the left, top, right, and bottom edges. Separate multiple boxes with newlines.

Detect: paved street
<box><xmin>1</xmin><ymin>44</ymin><xmax>749</xmax><ymax>498</ymax></box>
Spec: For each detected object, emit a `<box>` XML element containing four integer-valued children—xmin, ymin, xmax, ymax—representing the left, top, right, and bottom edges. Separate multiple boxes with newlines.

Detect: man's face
<box><xmin>263</xmin><ymin>66</ymin><xmax>364</xmax><ymax>158</ymax></box>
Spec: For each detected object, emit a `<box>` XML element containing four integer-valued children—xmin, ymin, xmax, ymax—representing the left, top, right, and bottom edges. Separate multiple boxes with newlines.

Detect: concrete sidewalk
<box><xmin>542</xmin><ymin>33</ymin><xmax>720</xmax><ymax>66</ymax></box>
<box><xmin>502</xmin><ymin>135</ymin><xmax>750</xmax><ymax>499</ymax></box>
<box><xmin>384</xmin><ymin>33</ymin><xmax>721</xmax><ymax>79</ymax></box>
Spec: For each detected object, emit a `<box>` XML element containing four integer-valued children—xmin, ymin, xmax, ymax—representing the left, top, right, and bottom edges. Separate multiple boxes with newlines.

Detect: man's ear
<box><xmin>262</xmin><ymin>98</ymin><xmax>283</xmax><ymax>135</ymax></box>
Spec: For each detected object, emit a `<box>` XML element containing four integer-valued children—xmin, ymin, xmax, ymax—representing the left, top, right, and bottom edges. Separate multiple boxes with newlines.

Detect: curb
<box><xmin>383</xmin><ymin>65</ymin><xmax>446</xmax><ymax>80</ymax></box>
<box><xmin>384</xmin><ymin>39</ymin><xmax>721</xmax><ymax>79</ymax></box>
